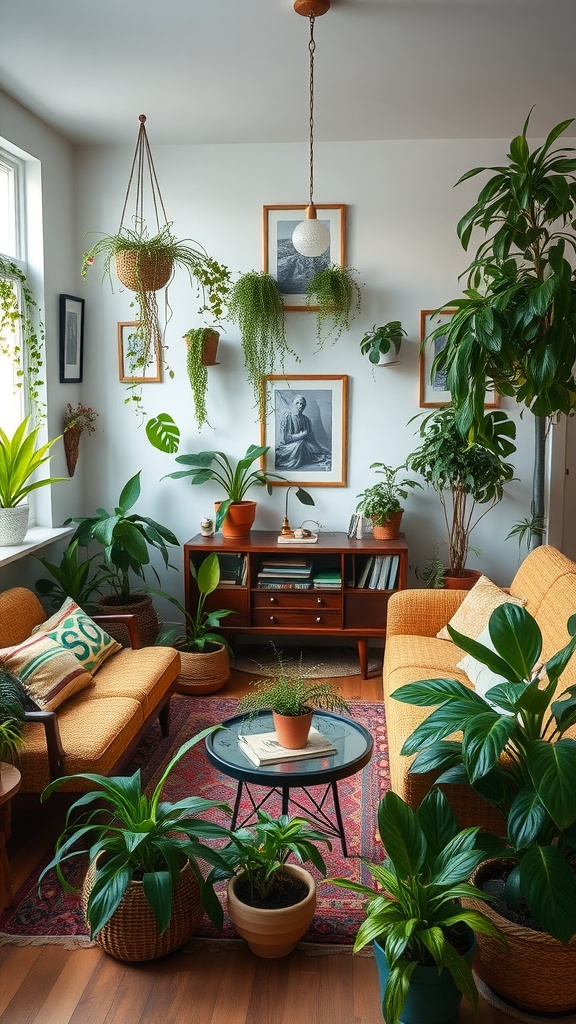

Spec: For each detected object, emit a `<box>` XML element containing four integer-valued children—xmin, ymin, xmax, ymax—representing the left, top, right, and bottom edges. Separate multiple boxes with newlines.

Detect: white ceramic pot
<box><xmin>0</xmin><ymin>505</ymin><xmax>30</xmax><ymax>546</ymax></box>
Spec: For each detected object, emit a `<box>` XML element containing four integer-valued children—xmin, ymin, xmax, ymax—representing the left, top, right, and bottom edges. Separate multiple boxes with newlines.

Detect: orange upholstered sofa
<box><xmin>0</xmin><ymin>587</ymin><xmax>180</xmax><ymax>795</ymax></box>
<box><xmin>383</xmin><ymin>546</ymin><xmax>576</xmax><ymax>832</ymax></box>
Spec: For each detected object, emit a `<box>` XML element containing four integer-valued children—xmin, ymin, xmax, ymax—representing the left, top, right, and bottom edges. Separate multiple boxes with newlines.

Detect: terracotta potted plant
<box><xmin>355</xmin><ymin>463</ymin><xmax>420</xmax><ymax>541</ymax></box>
<box><xmin>236</xmin><ymin>644</ymin><xmax>350</xmax><ymax>749</ymax></box>
<box><xmin>208</xmin><ymin>810</ymin><xmax>331</xmax><ymax>958</ymax></box>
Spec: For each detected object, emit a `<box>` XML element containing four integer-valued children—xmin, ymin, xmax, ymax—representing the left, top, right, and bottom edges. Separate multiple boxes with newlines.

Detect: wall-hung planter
<box><xmin>360</xmin><ymin>321</ymin><xmax>406</xmax><ymax>367</ymax></box>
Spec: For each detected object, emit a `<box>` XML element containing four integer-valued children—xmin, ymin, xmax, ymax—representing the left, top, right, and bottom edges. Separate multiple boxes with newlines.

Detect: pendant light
<box><xmin>292</xmin><ymin>0</ymin><xmax>331</xmax><ymax>258</ymax></box>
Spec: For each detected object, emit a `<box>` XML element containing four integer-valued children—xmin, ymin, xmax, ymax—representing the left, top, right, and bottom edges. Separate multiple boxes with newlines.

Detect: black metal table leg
<box><xmin>231</xmin><ymin>780</ymin><xmax>244</xmax><ymax>828</ymax></box>
<box><xmin>331</xmin><ymin>780</ymin><xmax>348</xmax><ymax>857</ymax></box>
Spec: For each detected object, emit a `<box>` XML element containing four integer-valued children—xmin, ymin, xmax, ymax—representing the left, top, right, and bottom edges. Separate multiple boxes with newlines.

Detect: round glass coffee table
<box><xmin>205</xmin><ymin>709</ymin><xmax>373</xmax><ymax>856</ymax></box>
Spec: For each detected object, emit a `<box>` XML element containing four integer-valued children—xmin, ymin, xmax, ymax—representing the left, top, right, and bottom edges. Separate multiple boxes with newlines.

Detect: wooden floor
<box><xmin>1</xmin><ymin>663</ymin><xmax>515</xmax><ymax>1023</ymax></box>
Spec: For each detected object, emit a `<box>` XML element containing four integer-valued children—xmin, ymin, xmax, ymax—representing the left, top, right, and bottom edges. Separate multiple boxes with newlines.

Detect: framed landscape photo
<box><xmin>59</xmin><ymin>294</ymin><xmax>85</xmax><ymax>383</ymax></box>
<box><xmin>419</xmin><ymin>309</ymin><xmax>499</xmax><ymax>408</ymax></box>
<box><xmin>260</xmin><ymin>374</ymin><xmax>348</xmax><ymax>487</ymax></box>
<box><xmin>117</xmin><ymin>322</ymin><xmax>161</xmax><ymax>382</ymax></box>
<box><xmin>263</xmin><ymin>204</ymin><xmax>346</xmax><ymax>311</ymax></box>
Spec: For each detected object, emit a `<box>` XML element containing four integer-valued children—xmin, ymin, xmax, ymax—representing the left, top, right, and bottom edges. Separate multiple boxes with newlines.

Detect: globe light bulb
<box><xmin>292</xmin><ymin>206</ymin><xmax>330</xmax><ymax>257</ymax></box>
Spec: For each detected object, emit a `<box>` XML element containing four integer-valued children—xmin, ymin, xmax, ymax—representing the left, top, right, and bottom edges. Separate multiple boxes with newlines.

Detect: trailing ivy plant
<box><xmin>183</xmin><ymin>327</ymin><xmax>215</xmax><ymax>430</ymax></box>
<box><xmin>0</xmin><ymin>257</ymin><xmax>45</xmax><ymax>422</ymax></box>
<box><xmin>305</xmin><ymin>264</ymin><xmax>362</xmax><ymax>348</ymax></box>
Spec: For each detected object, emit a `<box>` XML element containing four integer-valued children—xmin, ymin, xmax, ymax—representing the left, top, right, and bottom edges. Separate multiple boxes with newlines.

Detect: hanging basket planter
<box><xmin>115</xmin><ymin>249</ymin><xmax>174</xmax><ymax>293</ymax></box>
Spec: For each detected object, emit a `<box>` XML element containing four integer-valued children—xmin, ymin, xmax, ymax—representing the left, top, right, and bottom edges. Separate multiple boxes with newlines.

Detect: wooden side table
<box><xmin>0</xmin><ymin>763</ymin><xmax>21</xmax><ymax>912</ymax></box>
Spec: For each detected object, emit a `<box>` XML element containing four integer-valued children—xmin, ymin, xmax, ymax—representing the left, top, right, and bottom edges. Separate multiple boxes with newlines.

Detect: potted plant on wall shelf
<box><xmin>355</xmin><ymin>463</ymin><xmax>420</xmax><ymax>540</ymax></box>
<box><xmin>327</xmin><ymin>789</ymin><xmax>503</xmax><ymax>1024</ymax></box>
<box><xmin>0</xmin><ymin>257</ymin><xmax>46</xmax><ymax>423</ymax></box>
<box><xmin>154</xmin><ymin>552</ymin><xmax>234</xmax><ymax>695</ymax></box>
<box><xmin>394</xmin><ymin>602</ymin><xmax>576</xmax><ymax>1013</ymax></box>
<box><xmin>183</xmin><ymin>326</ymin><xmax>220</xmax><ymax>430</ymax></box>
<box><xmin>360</xmin><ymin>321</ymin><xmax>407</xmax><ymax>366</ymax></box>
<box><xmin>406</xmin><ymin>405</ymin><xmax>516</xmax><ymax>586</ymax></box>
<box><xmin>39</xmin><ymin>726</ymin><xmax>234</xmax><ymax>962</ymax></box>
<box><xmin>62</xmin><ymin>402</ymin><xmax>98</xmax><ymax>477</ymax></box>
<box><xmin>0</xmin><ymin>418</ymin><xmax>65</xmax><ymax>546</ymax></box>
<box><xmin>227</xmin><ymin>271</ymin><xmax>293</xmax><ymax>417</ymax></box>
<box><xmin>305</xmin><ymin>264</ymin><xmax>362</xmax><ymax>348</ymax></box>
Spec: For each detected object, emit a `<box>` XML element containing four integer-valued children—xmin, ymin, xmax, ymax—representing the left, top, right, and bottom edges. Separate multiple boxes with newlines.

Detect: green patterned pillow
<box><xmin>0</xmin><ymin>633</ymin><xmax>93</xmax><ymax>711</ymax></box>
<box><xmin>33</xmin><ymin>597</ymin><xmax>122</xmax><ymax>674</ymax></box>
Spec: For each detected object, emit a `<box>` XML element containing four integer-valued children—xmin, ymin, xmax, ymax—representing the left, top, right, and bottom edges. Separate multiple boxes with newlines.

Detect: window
<box><xmin>0</xmin><ymin>147</ymin><xmax>32</xmax><ymax>434</ymax></box>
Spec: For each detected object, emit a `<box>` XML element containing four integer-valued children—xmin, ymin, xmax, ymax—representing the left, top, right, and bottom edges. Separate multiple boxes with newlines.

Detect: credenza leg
<box><xmin>357</xmin><ymin>639</ymin><xmax>368</xmax><ymax>679</ymax></box>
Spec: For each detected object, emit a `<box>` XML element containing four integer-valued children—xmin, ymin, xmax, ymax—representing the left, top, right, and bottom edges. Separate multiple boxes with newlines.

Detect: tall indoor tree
<box><xmin>430</xmin><ymin>111</ymin><xmax>576</xmax><ymax>547</ymax></box>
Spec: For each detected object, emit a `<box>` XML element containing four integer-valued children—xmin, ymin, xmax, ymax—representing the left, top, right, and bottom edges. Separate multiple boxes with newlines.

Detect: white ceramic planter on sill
<box><xmin>0</xmin><ymin>506</ymin><xmax>30</xmax><ymax>546</ymax></box>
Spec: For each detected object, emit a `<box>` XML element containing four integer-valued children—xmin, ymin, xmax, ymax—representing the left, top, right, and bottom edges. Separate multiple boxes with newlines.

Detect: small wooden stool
<box><xmin>0</xmin><ymin>763</ymin><xmax>22</xmax><ymax>912</ymax></box>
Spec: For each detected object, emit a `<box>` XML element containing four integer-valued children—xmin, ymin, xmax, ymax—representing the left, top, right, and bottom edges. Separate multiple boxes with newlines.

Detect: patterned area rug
<box><xmin>234</xmin><ymin>645</ymin><xmax>383</xmax><ymax>678</ymax></box>
<box><xmin>0</xmin><ymin>697</ymin><xmax>389</xmax><ymax>948</ymax></box>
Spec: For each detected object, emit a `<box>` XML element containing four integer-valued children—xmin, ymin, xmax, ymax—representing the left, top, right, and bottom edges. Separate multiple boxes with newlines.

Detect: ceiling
<box><xmin>0</xmin><ymin>0</ymin><xmax>574</xmax><ymax>147</ymax></box>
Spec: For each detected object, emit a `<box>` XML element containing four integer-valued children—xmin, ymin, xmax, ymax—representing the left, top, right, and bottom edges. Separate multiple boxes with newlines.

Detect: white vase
<box><xmin>0</xmin><ymin>505</ymin><xmax>30</xmax><ymax>546</ymax></box>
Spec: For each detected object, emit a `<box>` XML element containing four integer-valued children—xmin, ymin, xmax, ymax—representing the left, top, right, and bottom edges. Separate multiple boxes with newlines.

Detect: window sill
<box><xmin>0</xmin><ymin>526</ymin><xmax>74</xmax><ymax>569</ymax></box>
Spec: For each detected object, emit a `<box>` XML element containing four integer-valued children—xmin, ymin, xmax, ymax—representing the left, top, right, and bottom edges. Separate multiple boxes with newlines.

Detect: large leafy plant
<box><xmin>0</xmin><ymin>417</ymin><xmax>64</xmax><ymax>508</ymax></box>
<box><xmin>327</xmin><ymin>789</ymin><xmax>502</xmax><ymax>1024</ymax></box>
<box><xmin>155</xmin><ymin>552</ymin><xmax>234</xmax><ymax>655</ymax></box>
<box><xmin>428</xmin><ymin>113</ymin><xmax>576</xmax><ymax>546</ymax></box>
<box><xmin>39</xmin><ymin>726</ymin><xmax>233</xmax><ymax>937</ymax></box>
<box><xmin>35</xmin><ymin>539</ymin><xmax>112</xmax><ymax>612</ymax></box>
<box><xmin>393</xmin><ymin>602</ymin><xmax>576</xmax><ymax>942</ymax></box>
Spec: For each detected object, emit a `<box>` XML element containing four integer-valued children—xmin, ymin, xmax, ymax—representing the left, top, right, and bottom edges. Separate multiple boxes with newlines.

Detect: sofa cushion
<box><xmin>93</xmin><ymin>646</ymin><xmax>180</xmax><ymax>718</ymax></box>
<box><xmin>437</xmin><ymin>575</ymin><xmax>526</xmax><ymax>641</ymax></box>
<box><xmin>33</xmin><ymin>597</ymin><xmax>122</xmax><ymax>675</ymax></box>
<box><xmin>0</xmin><ymin>632</ymin><xmax>94</xmax><ymax>711</ymax></box>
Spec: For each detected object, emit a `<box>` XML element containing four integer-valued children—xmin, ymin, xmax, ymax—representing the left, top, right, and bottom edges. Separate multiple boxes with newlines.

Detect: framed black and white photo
<box><xmin>117</xmin><ymin>322</ymin><xmax>161</xmax><ymax>382</ymax></box>
<box><xmin>419</xmin><ymin>309</ymin><xmax>499</xmax><ymax>408</ymax></box>
<box><xmin>260</xmin><ymin>374</ymin><xmax>348</xmax><ymax>487</ymax></box>
<box><xmin>59</xmin><ymin>294</ymin><xmax>85</xmax><ymax>383</ymax></box>
<box><xmin>263</xmin><ymin>205</ymin><xmax>346</xmax><ymax>311</ymax></box>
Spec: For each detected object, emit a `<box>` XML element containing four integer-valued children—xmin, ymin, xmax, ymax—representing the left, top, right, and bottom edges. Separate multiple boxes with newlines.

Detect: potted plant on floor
<box><xmin>39</xmin><ymin>726</ymin><xmax>234</xmax><ymax>961</ymax></box>
<box><xmin>237</xmin><ymin>644</ymin><xmax>351</xmax><ymax>749</ymax></box>
<box><xmin>65</xmin><ymin>470</ymin><xmax>179</xmax><ymax>645</ymax></box>
<box><xmin>0</xmin><ymin>667</ymin><xmax>27</xmax><ymax>767</ymax></box>
<box><xmin>183</xmin><ymin>326</ymin><xmax>221</xmax><ymax>430</ymax></box>
<box><xmin>360</xmin><ymin>321</ymin><xmax>406</xmax><ymax>366</ymax></box>
<box><xmin>305</xmin><ymin>264</ymin><xmax>362</xmax><ymax>348</ymax></box>
<box><xmin>227</xmin><ymin>271</ymin><xmax>293</xmax><ymax>417</ymax></box>
<box><xmin>393</xmin><ymin>602</ymin><xmax>576</xmax><ymax>1012</ymax></box>
<box><xmin>0</xmin><ymin>417</ymin><xmax>65</xmax><ymax>546</ymax></box>
<box><xmin>35</xmin><ymin>539</ymin><xmax>112</xmax><ymax>612</ymax></box>
<box><xmin>406</xmin><ymin>405</ymin><xmax>516</xmax><ymax>586</ymax></box>
<box><xmin>355</xmin><ymin>463</ymin><xmax>420</xmax><ymax>540</ymax></box>
<box><xmin>155</xmin><ymin>552</ymin><xmax>234</xmax><ymax>695</ymax></box>
<box><xmin>327</xmin><ymin>789</ymin><xmax>503</xmax><ymax>1024</ymax></box>
<box><xmin>208</xmin><ymin>810</ymin><xmax>331</xmax><ymax>958</ymax></box>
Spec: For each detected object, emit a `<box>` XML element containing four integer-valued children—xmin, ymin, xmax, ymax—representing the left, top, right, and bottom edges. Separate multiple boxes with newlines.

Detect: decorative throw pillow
<box><xmin>437</xmin><ymin>575</ymin><xmax>526</xmax><ymax>642</ymax></box>
<box><xmin>0</xmin><ymin>633</ymin><xmax>93</xmax><ymax>711</ymax></box>
<box><xmin>33</xmin><ymin>597</ymin><xmax>121</xmax><ymax>674</ymax></box>
<box><xmin>457</xmin><ymin>623</ymin><xmax>512</xmax><ymax>714</ymax></box>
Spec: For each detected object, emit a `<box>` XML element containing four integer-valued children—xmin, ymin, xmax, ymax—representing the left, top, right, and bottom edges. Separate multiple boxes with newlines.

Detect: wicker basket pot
<box><xmin>227</xmin><ymin>865</ymin><xmax>316</xmax><ymax>958</ymax></box>
<box><xmin>176</xmin><ymin>644</ymin><xmax>230</xmax><ymax>695</ymax></box>
<box><xmin>115</xmin><ymin>250</ymin><xmax>173</xmax><ymax>293</ymax></box>
<box><xmin>82</xmin><ymin>859</ymin><xmax>203</xmax><ymax>962</ymax></box>
<box><xmin>0</xmin><ymin>505</ymin><xmax>30</xmax><ymax>546</ymax></box>
<box><xmin>97</xmin><ymin>593</ymin><xmax>160</xmax><ymax>647</ymax></box>
<box><xmin>464</xmin><ymin>860</ymin><xmax>576</xmax><ymax>1013</ymax></box>
<box><xmin>372</xmin><ymin>510</ymin><xmax>403</xmax><ymax>540</ymax></box>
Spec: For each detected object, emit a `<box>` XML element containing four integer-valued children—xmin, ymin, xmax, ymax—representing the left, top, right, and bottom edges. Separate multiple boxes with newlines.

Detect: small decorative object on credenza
<box><xmin>278</xmin><ymin>484</ymin><xmax>315</xmax><ymax>539</ymax></box>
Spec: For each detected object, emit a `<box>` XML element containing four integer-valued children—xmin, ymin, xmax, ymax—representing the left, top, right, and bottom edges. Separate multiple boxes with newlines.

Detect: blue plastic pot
<box><xmin>373</xmin><ymin>927</ymin><xmax>476</xmax><ymax>1024</ymax></box>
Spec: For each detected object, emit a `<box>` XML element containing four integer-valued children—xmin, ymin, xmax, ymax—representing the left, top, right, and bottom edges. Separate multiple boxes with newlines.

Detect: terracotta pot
<box><xmin>372</xmin><ymin>510</ymin><xmax>403</xmax><ymax>540</ymax></box>
<box><xmin>463</xmin><ymin>861</ymin><xmax>576</xmax><ymax>1013</ymax></box>
<box><xmin>215</xmin><ymin>500</ymin><xmax>257</xmax><ymax>539</ymax></box>
<box><xmin>442</xmin><ymin>568</ymin><xmax>482</xmax><ymax>590</ymax></box>
<box><xmin>227</xmin><ymin>864</ymin><xmax>316</xmax><ymax>958</ymax></box>
<box><xmin>82</xmin><ymin>859</ymin><xmax>203</xmax><ymax>962</ymax></box>
<box><xmin>272</xmin><ymin>709</ymin><xmax>313</xmax><ymax>749</ymax></box>
<box><xmin>97</xmin><ymin>593</ymin><xmax>160</xmax><ymax>647</ymax></box>
<box><xmin>115</xmin><ymin>250</ymin><xmax>173</xmax><ymax>293</ymax></box>
<box><xmin>175</xmin><ymin>644</ymin><xmax>230</xmax><ymax>695</ymax></box>
<box><xmin>201</xmin><ymin>328</ymin><xmax>219</xmax><ymax>365</ymax></box>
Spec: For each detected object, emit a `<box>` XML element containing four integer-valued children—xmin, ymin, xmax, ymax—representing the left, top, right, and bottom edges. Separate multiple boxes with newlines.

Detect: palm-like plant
<box><xmin>0</xmin><ymin>417</ymin><xmax>64</xmax><ymax>508</ymax></box>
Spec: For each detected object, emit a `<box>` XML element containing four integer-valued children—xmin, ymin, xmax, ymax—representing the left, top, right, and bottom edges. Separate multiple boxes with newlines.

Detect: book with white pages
<box><xmin>238</xmin><ymin>726</ymin><xmax>337</xmax><ymax>766</ymax></box>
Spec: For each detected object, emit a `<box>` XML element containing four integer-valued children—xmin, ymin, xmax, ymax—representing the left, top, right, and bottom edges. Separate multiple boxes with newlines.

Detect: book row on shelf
<box><xmin>356</xmin><ymin>553</ymin><xmax>400</xmax><ymax>590</ymax></box>
<box><xmin>216</xmin><ymin>552</ymin><xmax>248</xmax><ymax>587</ymax></box>
<box><xmin>346</xmin><ymin>514</ymin><xmax>372</xmax><ymax>539</ymax></box>
<box><xmin>211</xmin><ymin>552</ymin><xmax>398</xmax><ymax>591</ymax></box>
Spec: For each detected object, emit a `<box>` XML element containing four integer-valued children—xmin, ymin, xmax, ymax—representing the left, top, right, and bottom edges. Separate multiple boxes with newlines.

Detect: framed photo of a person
<box><xmin>263</xmin><ymin>204</ymin><xmax>346</xmax><ymax>311</ymax></box>
<box><xmin>260</xmin><ymin>374</ymin><xmax>348</xmax><ymax>487</ymax></box>
<box><xmin>419</xmin><ymin>309</ymin><xmax>499</xmax><ymax>408</ymax></box>
<box><xmin>59</xmin><ymin>294</ymin><xmax>85</xmax><ymax>383</ymax></box>
<box><xmin>117</xmin><ymin>322</ymin><xmax>161</xmax><ymax>382</ymax></box>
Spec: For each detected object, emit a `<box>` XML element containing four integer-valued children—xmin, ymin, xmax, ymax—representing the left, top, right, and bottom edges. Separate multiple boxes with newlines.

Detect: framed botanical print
<box><xmin>117</xmin><ymin>322</ymin><xmax>161</xmax><ymax>382</ymax></box>
<box><xmin>419</xmin><ymin>309</ymin><xmax>499</xmax><ymax>408</ymax></box>
<box><xmin>263</xmin><ymin>204</ymin><xmax>346</xmax><ymax>310</ymax></box>
<box><xmin>260</xmin><ymin>374</ymin><xmax>348</xmax><ymax>487</ymax></box>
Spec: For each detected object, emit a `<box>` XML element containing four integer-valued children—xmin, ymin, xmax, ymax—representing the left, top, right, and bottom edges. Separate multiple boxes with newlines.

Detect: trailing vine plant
<box><xmin>305</xmin><ymin>264</ymin><xmax>362</xmax><ymax>348</ymax></box>
<box><xmin>0</xmin><ymin>256</ymin><xmax>46</xmax><ymax>422</ymax></box>
<box><xmin>183</xmin><ymin>327</ymin><xmax>215</xmax><ymax>430</ymax></box>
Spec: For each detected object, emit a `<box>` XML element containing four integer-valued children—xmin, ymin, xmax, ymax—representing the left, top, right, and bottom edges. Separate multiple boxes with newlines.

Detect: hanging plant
<box><xmin>305</xmin><ymin>264</ymin><xmax>362</xmax><ymax>348</ymax></box>
<box><xmin>0</xmin><ymin>256</ymin><xmax>45</xmax><ymax>422</ymax></box>
<box><xmin>227</xmin><ymin>271</ymin><xmax>294</xmax><ymax>417</ymax></box>
<box><xmin>62</xmin><ymin>402</ymin><xmax>98</xmax><ymax>477</ymax></box>
<box><xmin>183</xmin><ymin>327</ymin><xmax>220</xmax><ymax>430</ymax></box>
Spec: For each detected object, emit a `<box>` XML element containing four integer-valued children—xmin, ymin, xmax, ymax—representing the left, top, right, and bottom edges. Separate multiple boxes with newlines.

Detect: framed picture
<box><xmin>263</xmin><ymin>204</ymin><xmax>346</xmax><ymax>311</ymax></box>
<box><xmin>59</xmin><ymin>295</ymin><xmax>85</xmax><ymax>383</ymax></box>
<box><xmin>117</xmin><ymin>322</ymin><xmax>161</xmax><ymax>383</ymax></box>
<box><xmin>419</xmin><ymin>309</ymin><xmax>499</xmax><ymax>408</ymax></box>
<box><xmin>260</xmin><ymin>374</ymin><xmax>348</xmax><ymax>487</ymax></box>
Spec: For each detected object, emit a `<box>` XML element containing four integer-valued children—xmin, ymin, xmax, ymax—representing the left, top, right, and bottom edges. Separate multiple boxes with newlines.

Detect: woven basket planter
<box><xmin>464</xmin><ymin>861</ymin><xmax>576</xmax><ymax>1013</ymax></box>
<box><xmin>115</xmin><ymin>250</ymin><xmax>173</xmax><ymax>293</ymax></box>
<box><xmin>63</xmin><ymin>425</ymin><xmax>83</xmax><ymax>477</ymax></box>
<box><xmin>97</xmin><ymin>593</ymin><xmax>160</xmax><ymax>647</ymax></box>
<box><xmin>372</xmin><ymin>510</ymin><xmax>403</xmax><ymax>540</ymax></box>
<box><xmin>82</xmin><ymin>859</ymin><xmax>203</xmax><ymax>962</ymax></box>
<box><xmin>176</xmin><ymin>644</ymin><xmax>230</xmax><ymax>695</ymax></box>
<box><xmin>0</xmin><ymin>505</ymin><xmax>30</xmax><ymax>546</ymax></box>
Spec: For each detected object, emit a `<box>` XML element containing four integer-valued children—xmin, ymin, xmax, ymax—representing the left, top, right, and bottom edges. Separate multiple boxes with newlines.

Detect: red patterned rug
<box><xmin>0</xmin><ymin>698</ymin><xmax>389</xmax><ymax>948</ymax></box>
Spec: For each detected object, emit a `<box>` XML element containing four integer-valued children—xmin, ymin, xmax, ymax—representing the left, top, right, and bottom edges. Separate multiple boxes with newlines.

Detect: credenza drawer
<box><xmin>252</xmin><ymin>609</ymin><xmax>342</xmax><ymax>629</ymax></box>
<box><xmin>252</xmin><ymin>591</ymin><xmax>341</xmax><ymax>611</ymax></box>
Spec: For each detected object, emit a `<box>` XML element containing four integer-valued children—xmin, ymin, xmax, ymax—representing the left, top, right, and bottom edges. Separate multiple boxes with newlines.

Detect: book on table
<box><xmin>238</xmin><ymin>726</ymin><xmax>337</xmax><ymax>766</ymax></box>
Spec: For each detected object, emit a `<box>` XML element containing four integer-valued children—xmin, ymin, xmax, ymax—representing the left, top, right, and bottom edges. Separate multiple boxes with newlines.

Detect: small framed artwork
<box><xmin>263</xmin><ymin>204</ymin><xmax>346</xmax><ymax>311</ymax></box>
<box><xmin>117</xmin><ymin>322</ymin><xmax>161</xmax><ymax>383</ymax></box>
<box><xmin>419</xmin><ymin>309</ymin><xmax>499</xmax><ymax>408</ymax></box>
<box><xmin>59</xmin><ymin>295</ymin><xmax>85</xmax><ymax>383</ymax></box>
<box><xmin>260</xmin><ymin>374</ymin><xmax>348</xmax><ymax>487</ymax></box>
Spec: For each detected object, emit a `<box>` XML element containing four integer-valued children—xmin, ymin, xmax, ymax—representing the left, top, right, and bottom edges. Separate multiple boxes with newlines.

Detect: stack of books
<box><xmin>347</xmin><ymin>514</ymin><xmax>371</xmax><ymax>539</ymax></box>
<box><xmin>356</xmin><ymin>554</ymin><xmax>400</xmax><ymax>590</ymax></box>
<box><xmin>217</xmin><ymin>552</ymin><xmax>248</xmax><ymax>586</ymax></box>
<box><xmin>238</xmin><ymin>726</ymin><xmax>337</xmax><ymax>766</ymax></box>
<box><xmin>312</xmin><ymin>568</ymin><xmax>342</xmax><ymax>589</ymax></box>
<box><xmin>256</xmin><ymin>558</ymin><xmax>313</xmax><ymax>590</ymax></box>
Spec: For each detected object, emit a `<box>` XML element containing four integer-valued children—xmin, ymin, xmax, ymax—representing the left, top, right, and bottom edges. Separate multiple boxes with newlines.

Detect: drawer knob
<box><xmin>269</xmin><ymin>597</ymin><xmax>276</xmax><ymax>604</ymax></box>
<box><xmin>316</xmin><ymin>616</ymin><xmax>322</xmax><ymax>623</ymax></box>
<box><xmin>317</xmin><ymin>597</ymin><xmax>322</xmax><ymax>605</ymax></box>
<box><xmin>269</xmin><ymin>615</ymin><xmax>276</xmax><ymax>622</ymax></box>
